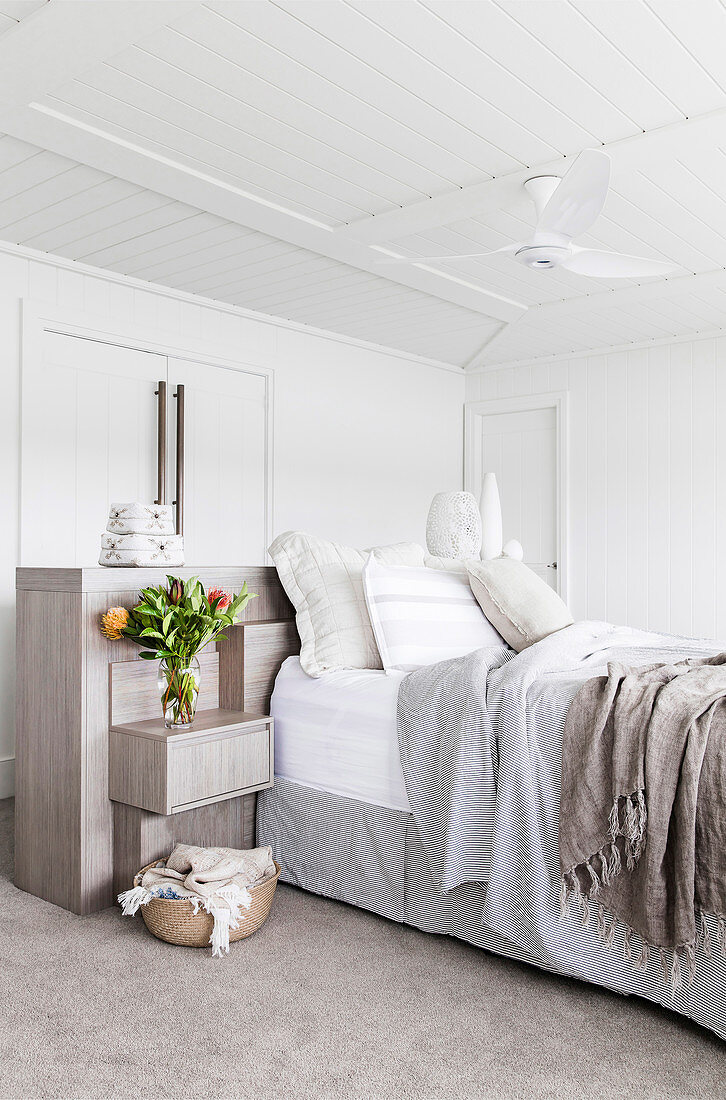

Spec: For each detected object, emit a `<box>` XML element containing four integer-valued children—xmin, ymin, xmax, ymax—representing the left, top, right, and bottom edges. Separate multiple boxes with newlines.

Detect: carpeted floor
<box><xmin>0</xmin><ymin>798</ymin><xmax>724</xmax><ymax>1100</ymax></box>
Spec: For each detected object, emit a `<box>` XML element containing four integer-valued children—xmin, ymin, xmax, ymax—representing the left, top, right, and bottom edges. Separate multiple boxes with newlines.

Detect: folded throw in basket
<box><xmin>118</xmin><ymin>843</ymin><xmax>277</xmax><ymax>957</ymax></box>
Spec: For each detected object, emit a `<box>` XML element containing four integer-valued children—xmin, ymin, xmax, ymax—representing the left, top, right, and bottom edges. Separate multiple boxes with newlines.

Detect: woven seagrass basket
<box><xmin>133</xmin><ymin>859</ymin><xmax>281</xmax><ymax>948</ymax></box>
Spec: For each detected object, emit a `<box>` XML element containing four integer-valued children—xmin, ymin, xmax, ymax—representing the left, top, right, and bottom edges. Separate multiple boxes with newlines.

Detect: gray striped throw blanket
<box><xmin>560</xmin><ymin>653</ymin><xmax>726</xmax><ymax>990</ymax></box>
<box><xmin>398</xmin><ymin>621</ymin><xmax>724</xmax><ymax>993</ymax></box>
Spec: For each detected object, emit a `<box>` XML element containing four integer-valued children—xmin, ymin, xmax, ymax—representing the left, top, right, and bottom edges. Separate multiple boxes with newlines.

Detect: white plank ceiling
<box><xmin>0</xmin><ymin>1</ymin><xmax>46</xmax><ymax>32</ymax></box>
<box><xmin>0</xmin><ymin>0</ymin><xmax>725</xmax><ymax>368</ymax></box>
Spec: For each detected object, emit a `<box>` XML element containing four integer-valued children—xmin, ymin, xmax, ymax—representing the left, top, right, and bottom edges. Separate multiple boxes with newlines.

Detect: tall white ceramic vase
<box><xmin>479</xmin><ymin>473</ymin><xmax>503</xmax><ymax>560</ymax></box>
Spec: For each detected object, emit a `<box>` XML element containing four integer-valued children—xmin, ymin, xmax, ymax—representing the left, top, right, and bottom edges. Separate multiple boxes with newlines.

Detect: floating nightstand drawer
<box><xmin>109</xmin><ymin>709</ymin><xmax>274</xmax><ymax>815</ymax></box>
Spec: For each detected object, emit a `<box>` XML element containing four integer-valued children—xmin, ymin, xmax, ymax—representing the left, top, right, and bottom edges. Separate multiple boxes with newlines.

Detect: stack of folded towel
<box><xmin>99</xmin><ymin>502</ymin><xmax>184</xmax><ymax>567</ymax></box>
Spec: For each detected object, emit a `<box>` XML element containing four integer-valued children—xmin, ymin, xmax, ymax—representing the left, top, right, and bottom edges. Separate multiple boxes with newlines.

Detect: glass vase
<box><xmin>157</xmin><ymin>656</ymin><xmax>201</xmax><ymax>729</ymax></box>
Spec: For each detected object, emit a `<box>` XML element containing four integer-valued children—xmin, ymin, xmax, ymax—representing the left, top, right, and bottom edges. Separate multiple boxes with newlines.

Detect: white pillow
<box><xmin>268</xmin><ymin>531</ymin><xmax>425</xmax><ymax>677</ymax></box>
<box><xmin>362</xmin><ymin>552</ymin><xmax>505</xmax><ymax>673</ymax></box>
<box><xmin>467</xmin><ymin>558</ymin><xmax>573</xmax><ymax>652</ymax></box>
<box><xmin>424</xmin><ymin>554</ymin><xmax>477</xmax><ymax>573</ymax></box>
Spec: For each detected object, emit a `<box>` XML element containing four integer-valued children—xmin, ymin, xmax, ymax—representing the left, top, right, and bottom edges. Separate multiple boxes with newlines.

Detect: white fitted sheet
<box><xmin>270</xmin><ymin>656</ymin><xmax>411</xmax><ymax>812</ymax></box>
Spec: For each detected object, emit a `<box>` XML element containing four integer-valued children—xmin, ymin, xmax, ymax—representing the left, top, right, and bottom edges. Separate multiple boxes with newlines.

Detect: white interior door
<box><xmin>21</xmin><ymin>331</ymin><xmax>166</xmax><ymax>566</ymax></box>
<box><xmin>472</xmin><ymin>405</ymin><xmax>560</xmax><ymax>591</ymax></box>
<box><xmin>168</xmin><ymin>358</ymin><xmax>268</xmax><ymax>565</ymax></box>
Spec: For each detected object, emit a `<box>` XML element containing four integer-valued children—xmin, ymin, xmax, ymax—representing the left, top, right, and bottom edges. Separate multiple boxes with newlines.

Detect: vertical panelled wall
<box><xmin>466</xmin><ymin>338</ymin><xmax>724</xmax><ymax>639</ymax></box>
<box><xmin>0</xmin><ymin>247</ymin><xmax>464</xmax><ymax>796</ymax></box>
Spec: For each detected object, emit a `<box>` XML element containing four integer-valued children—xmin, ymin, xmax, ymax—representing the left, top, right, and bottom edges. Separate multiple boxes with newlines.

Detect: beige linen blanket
<box><xmin>560</xmin><ymin>653</ymin><xmax>726</xmax><ymax>989</ymax></box>
<box><xmin>119</xmin><ymin>843</ymin><xmax>277</xmax><ymax>956</ymax></box>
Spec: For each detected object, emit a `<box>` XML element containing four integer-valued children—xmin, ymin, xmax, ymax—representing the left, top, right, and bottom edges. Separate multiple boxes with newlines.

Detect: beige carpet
<box><xmin>0</xmin><ymin>799</ymin><xmax>724</xmax><ymax>1100</ymax></box>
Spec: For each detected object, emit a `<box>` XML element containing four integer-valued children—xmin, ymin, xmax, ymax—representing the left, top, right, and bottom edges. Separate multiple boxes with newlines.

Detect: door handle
<box><xmin>173</xmin><ymin>384</ymin><xmax>185</xmax><ymax>535</ymax></box>
<box><xmin>154</xmin><ymin>381</ymin><xmax>167</xmax><ymax>505</ymax></box>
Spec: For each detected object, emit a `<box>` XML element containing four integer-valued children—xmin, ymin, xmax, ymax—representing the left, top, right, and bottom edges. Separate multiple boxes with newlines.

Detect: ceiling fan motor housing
<box><xmin>515</xmin><ymin>244</ymin><xmax>571</xmax><ymax>269</ymax></box>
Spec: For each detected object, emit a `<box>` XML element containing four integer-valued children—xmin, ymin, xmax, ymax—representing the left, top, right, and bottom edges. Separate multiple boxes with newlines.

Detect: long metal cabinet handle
<box><xmin>173</xmin><ymin>384</ymin><xmax>185</xmax><ymax>535</ymax></box>
<box><xmin>154</xmin><ymin>380</ymin><xmax>167</xmax><ymax>505</ymax></box>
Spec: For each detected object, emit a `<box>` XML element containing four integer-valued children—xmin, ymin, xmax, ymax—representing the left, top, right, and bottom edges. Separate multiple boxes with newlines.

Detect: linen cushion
<box><xmin>268</xmin><ymin>531</ymin><xmax>425</xmax><ymax>677</ymax></box>
<box><xmin>467</xmin><ymin>558</ymin><xmax>573</xmax><ymax>652</ymax></box>
<box><xmin>362</xmin><ymin>552</ymin><xmax>505</xmax><ymax>673</ymax></box>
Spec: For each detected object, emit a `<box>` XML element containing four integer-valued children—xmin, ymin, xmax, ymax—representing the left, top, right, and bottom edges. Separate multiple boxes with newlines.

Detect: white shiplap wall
<box><xmin>466</xmin><ymin>336</ymin><xmax>725</xmax><ymax>640</ymax></box>
<box><xmin>0</xmin><ymin>243</ymin><xmax>464</xmax><ymax>796</ymax></box>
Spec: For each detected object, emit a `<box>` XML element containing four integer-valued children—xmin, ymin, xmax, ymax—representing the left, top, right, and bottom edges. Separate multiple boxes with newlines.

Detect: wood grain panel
<box><xmin>16</xmin><ymin>566</ymin><xmax>295</xmax><ymax>600</ymax></box>
<box><xmin>15</xmin><ymin>590</ymin><xmax>83</xmax><ymax>911</ymax></box>
<box><xmin>217</xmin><ymin>625</ymin><xmax>244</xmax><ymax>712</ymax></box>
<box><xmin>83</xmin><ymin>590</ymin><xmax>131</xmax><ymax>912</ymax></box>
<box><xmin>112</xmin><ymin>792</ymin><xmax>256</xmax><ymax>897</ymax></box>
<box><xmin>109</xmin><ymin>730</ymin><xmax>166</xmax><ymax>813</ymax></box>
<box><xmin>110</xmin><ymin>651</ymin><xmax>219</xmax><ymax>725</ymax></box>
<box><xmin>169</xmin><ymin>725</ymin><xmax>271</xmax><ymax>810</ymax></box>
<box><xmin>243</xmin><ymin>619</ymin><xmax>300</xmax><ymax>714</ymax></box>
<box><xmin>110</xmin><ymin>712</ymin><xmax>271</xmax><ymax>815</ymax></box>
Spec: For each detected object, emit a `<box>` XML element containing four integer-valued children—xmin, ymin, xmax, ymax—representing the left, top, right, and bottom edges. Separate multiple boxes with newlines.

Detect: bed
<box><xmin>258</xmin><ymin>633</ymin><xmax>726</xmax><ymax>1043</ymax></box>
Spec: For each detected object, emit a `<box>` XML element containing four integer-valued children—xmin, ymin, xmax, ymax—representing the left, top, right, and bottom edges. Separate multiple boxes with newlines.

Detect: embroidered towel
<box><xmin>119</xmin><ymin>843</ymin><xmax>277</xmax><ymax>957</ymax></box>
<box><xmin>101</xmin><ymin>533</ymin><xmax>183</xmax><ymax>551</ymax></box>
<box><xmin>99</xmin><ymin>546</ymin><xmax>184</xmax><ymax>567</ymax></box>
<box><xmin>106</xmin><ymin>502</ymin><xmax>175</xmax><ymax>535</ymax></box>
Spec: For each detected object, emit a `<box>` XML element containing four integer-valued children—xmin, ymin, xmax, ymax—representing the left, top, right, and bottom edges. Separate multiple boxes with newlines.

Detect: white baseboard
<box><xmin>0</xmin><ymin>757</ymin><xmax>14</xmax><ymax>800</ymax></box>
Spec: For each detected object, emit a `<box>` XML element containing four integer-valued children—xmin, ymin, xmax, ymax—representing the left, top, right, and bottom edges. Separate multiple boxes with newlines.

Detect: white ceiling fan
<box><xmin>377</xmin><ymin>150</ymin><xmax>675</xmax><ymax>279</ymax></box>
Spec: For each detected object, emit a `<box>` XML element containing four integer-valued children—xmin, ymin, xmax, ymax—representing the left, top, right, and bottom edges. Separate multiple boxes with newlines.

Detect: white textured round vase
<box><xmin>479</xmin><ymin>472</ymin><xmax>503</xmax><ymax>560</ymax></box>
<box><xmin>502</xmin><ymin>538</ymin><xmax>524</xmax><ymax>561</ymax></box>
<box><xmin>426</xmin><ymin>491</ymin><xmax>482</xmax><ymax>560</ymax></box>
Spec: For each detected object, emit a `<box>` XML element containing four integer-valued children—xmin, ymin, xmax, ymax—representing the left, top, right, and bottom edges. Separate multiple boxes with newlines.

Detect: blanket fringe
<box><xmin>559</xmin><ymin>792</ymin><xmax>722</xmax><ymax>993</ymax></box>
<box><xmin>117</xmin><ymin>885</ymin><xmax>151</xmax><ymax>916</ymax></box>
<box><xmin>635</xmin><ymin>940</ymin><xmax>650</xmax><ymax>970</ymax></box>
<box><xmin>609</xmin><ymin>790</ymin><xmax>647</xmax><ymax>871</ymax></box>
<box><xmin>560</xmin><ymin>791</ymin><xmax>647</xmax><ymax>923</ymax></box>
<box><xmin>566</xmin><ymin>892</ymin><xmax>708</xmax><ymax>993</ymax></box>
<box><xmin>209</xmin><ymin>909</ymin><xmax>233</xmax><ymax>958</ymax></box>
<box><xmin>118</xmin><ymin>880</ymin><xmax>252</xmax><ymax>958</ymax></box>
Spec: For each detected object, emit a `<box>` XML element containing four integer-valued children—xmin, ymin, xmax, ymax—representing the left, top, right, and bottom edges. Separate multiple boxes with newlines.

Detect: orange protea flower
<box><xmin>101</xmin><ymin>606</ymin><xmax>129</xmax><ymax>640</ymax></box>
<box><xmin>207</xmin><ymin>586</ymin><xmax>231</xmax><ymax>610</ymax></box>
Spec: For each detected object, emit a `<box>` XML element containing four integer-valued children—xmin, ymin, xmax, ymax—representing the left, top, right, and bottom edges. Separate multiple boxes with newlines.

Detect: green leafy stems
<box><xmin>119</xmin><ymin>576</ymin><xmax>256</xmax><ymax>725</ymax></box>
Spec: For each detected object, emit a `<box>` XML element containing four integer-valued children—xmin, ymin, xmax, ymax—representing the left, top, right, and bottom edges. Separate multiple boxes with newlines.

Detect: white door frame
<box><xmin>464</xmin><ymin>391</ymin><xmax>569</xmax><ymax>600</ymax></box>
<box><xmin>20</xmin><ymin>300</ymin><xmax>275</xmax><ymax>560</ymax></box>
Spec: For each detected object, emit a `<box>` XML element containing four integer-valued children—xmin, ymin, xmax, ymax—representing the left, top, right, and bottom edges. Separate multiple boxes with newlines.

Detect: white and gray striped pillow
<box><xmin>362</xmin><ymin>552</ymin><xmax>505</xmax><ymax>673</ymax></box>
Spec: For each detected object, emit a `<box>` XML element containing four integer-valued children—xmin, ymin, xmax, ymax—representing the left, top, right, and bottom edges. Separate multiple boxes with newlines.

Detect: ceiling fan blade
<box><xmin>375</xmin><ymin>243</ymin><xmax>520</xmax><ymax>265</ymax></box>
<box><xmin>561</xmin><ymin>248</ymin><xmax>676</xmax><ymax>278</ymax></box>
<box><xmin>537</xmin><ymin>149</ymin><xmax>610</xmax><ymax>240</ymax></box>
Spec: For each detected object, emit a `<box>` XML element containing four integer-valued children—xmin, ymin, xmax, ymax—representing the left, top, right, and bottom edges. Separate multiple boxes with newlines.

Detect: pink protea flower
<box><xmin>207</xmin><ymin>586</ymin><xmax>231</xmax><ymax>610</ymax></box>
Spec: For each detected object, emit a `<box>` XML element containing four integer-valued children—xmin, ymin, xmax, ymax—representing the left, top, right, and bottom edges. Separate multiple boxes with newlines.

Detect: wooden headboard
<box><xmin>15</xmin><ymin>564</ymin><xmax>300</xmax><ymax>914</ymax></box>
<box><xmin>215</xmin><ymin>565</ymin><xmax>299</xmax><ymax>716</ymax></box>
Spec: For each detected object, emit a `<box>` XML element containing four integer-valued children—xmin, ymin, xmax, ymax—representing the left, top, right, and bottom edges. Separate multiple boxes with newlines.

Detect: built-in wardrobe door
<box><xmin>168</xmin><ymin>358</ymin><xmax>268</xmax><ymax>565</ymax></box>
<box><xmin>21</xmin><ymin>332</ymin><xmax>166</xmax><ymax>566</ymax></box>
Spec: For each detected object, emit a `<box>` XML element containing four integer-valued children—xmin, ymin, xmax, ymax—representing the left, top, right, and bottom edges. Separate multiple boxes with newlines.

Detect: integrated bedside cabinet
<box><xmin>15</xmin><ymin>566</ymin><xmax>298</xmax><ymax>914</ymax></box>
<box><xmin>109</xmin><ymin>709</ymin><xmax>274</xmax><ymax>816</ymax></box>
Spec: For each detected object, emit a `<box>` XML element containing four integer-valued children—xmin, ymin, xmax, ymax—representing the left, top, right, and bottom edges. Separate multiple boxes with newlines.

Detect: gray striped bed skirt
<box><xmin>257</xmin><ymin>777</ymin><xmax>726</xmax><ymax>1042</ymax></box>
